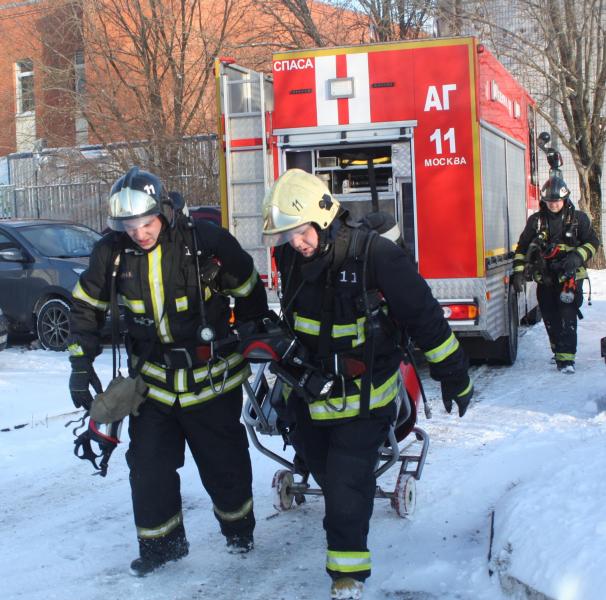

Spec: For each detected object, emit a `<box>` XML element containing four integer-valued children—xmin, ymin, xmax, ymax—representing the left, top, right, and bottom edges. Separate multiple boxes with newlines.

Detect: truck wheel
<box><xmin>36</xmin><ymin>298</ymin><xmax>71</xmax><ymax>351</ymax></box>
<box><xmin>494</xmin><ymin>288</ymin><xmax>519</xmax><ymax>365</ymax></box>
<box><xmin>272</xmin><ymin>469</ymin><xmax>295</xmax><ymax>511</ymax></box>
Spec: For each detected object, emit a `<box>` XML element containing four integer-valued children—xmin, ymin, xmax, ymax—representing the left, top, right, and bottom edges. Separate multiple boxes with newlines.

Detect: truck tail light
<box><xmin>442</xmin><ymin>303</ymin><xmax>479</xmax><ymax>321</ymax></box>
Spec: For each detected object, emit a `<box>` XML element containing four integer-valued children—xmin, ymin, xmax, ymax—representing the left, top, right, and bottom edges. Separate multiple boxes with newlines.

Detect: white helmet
<box><xmin>262</xmin><ymin>169</ymin><xmax>340</xmax><ymax>246</ymax></box>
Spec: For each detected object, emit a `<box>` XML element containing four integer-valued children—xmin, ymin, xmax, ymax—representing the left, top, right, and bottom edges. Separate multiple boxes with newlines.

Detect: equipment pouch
<box><xmin>89</xmin><ymin>374</ymin><xmax>148</xmax><ymax>423</ymax></box>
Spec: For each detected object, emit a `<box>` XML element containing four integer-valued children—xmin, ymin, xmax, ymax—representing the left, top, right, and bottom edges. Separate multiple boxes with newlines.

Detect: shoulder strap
<box><xmin>358</xmin><ymin>231</ymin><xmax>378</xmax><ymax>419</ymax></box>
<box><xmin>108</xmin><ymin>235</ymin><xmax>124</xmax><ymax>378</ymax></box>
<box><xmin>316</xmin><ymin>225</ymin><xmax>353</xmax><ymax>359</ymax></box>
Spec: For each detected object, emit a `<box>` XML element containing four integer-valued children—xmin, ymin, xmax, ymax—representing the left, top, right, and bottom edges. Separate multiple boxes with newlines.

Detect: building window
<box><xmin>16</xmin><ymin>59</ymin><xmax>35</xmax><ymax>114</ymax></box>
<box><xmin>74</xmin><ymin>51</ymin><xmax>85</xmax><ymax>97</ymax></box>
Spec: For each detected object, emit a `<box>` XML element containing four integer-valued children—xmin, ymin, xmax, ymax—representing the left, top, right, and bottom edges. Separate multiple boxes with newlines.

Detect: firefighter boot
<box><xmin>129</xmin><ymin>524</ymin><xmax>189</xmax><ymax>577</ymax></box>
<box><xmin>218</xmin><ymin>507</ymin><xmax>255</xmax><ymax>554</ymax></box>
<box><xmin>556</xmin><ymin>360</ymin><xmax>575</xmax><ymax>374</ymax></box>
<box><xmin>226</xmin><ymin>532</ymin><xmax>254</xmax><ymax>554</ymax></box>
<box><xmin>330</xmin><ymin>577</ymin><xmax>364</xmax><ymax>600</ymax></box>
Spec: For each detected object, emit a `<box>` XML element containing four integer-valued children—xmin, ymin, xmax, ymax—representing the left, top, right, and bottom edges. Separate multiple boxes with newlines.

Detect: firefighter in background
<box><xmin>68</xmin><ymin>167</ymin><xmax>268</xmax><ymax>576</ymax></box>
<box><xmin>262</xmin><ymin>169</ymin><xmax>473</xmax><ymax>600</ymax></box>
<box><xmin>512</xmin><ymin>175</ymin><xmax>599</xmax><ymax>374</ymax></box>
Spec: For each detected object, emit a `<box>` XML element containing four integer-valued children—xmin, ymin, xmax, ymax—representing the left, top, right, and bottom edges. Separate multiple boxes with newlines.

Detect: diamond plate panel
<box><xmin>392</xmin><ymin>143</ymin><xmax>411</xmax><ymax>178</ymax></box>
<box><xmin>233</xmin><ymin>215</ymin><xmax>264</xmax><ymax>249</ymax></box>
<box><xmin>428</xmin><ymin>269</ymin><xmax>509</xmax><ymax>340</ymax></box>
<box><xmin>230</xmin><ymin>150</ymin><xmax>265</xmax><ymax>181</ymax></box>
<box><xmin>232</xmin><ymin>182</ymin><xmax>265</xmax><ymax>214</ymax></box>
<box><xmin>230</xmin><ymin>117</ymin><xmax>262</xmax><ymax>140</ymax></box>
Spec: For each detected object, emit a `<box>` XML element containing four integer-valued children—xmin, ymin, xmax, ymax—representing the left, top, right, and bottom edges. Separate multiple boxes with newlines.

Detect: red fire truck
<box><xmin>215</xmin><ymin>36</ymin><xmax>540</xmax><ymax>364</ymax></box>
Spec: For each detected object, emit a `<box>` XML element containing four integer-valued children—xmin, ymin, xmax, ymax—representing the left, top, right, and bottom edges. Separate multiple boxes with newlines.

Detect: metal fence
<box><xmin>0</xmin><ymin>135</ymin><xmax>221</xmax><ymax>232</ymax></box>
<box><xmin>0</xmin><ymin>181</ymin><xmax>111</xmax><ymax>231</ymax></box>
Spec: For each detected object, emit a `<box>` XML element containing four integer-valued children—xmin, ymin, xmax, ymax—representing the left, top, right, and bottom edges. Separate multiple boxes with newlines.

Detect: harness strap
<box><xmin>359</xmin><ymin>231</ymin><xmax>378</xmax><ymax>419</ymax></box>
<box><xmin>316</xmin><ymin>226</ymin><xmax>351</xmax><ymax>360</ymax></box>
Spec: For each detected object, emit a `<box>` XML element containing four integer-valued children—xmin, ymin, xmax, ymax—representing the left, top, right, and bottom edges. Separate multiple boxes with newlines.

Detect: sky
<box><xmin>1</xmin><ymin>272</ymin><xmax>605</xmax><ymax>600</ymax></box>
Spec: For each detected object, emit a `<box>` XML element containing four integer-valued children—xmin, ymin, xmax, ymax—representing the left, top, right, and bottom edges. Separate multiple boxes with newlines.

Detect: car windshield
<box><xmin>19</xmin><ymin>224</ymin><xmax>101</xmax><ymax>258</ymax></box>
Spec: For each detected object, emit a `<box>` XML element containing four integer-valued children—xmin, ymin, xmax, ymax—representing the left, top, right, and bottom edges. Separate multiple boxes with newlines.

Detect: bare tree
<box><xmin>357</xmin><ymin>0</ymin><xmax>436</xmax><ymax>41</ymax></box>
<box><xmin>235</xmin><ymin>0</ymin><xmax>369</xmax><ymax>61</ymax></box>
<box><xmin>34</xmin><ymin>0</ymin><xmax>252</xmax><ymax>201</ymax></box>
<box><xmin>438</xmin><ymin>0</ymin><xmax>606</xmax><ymax>266</ymax></box>
<box><xmin>250</xmin><ymin>0</ymin><xmax>435</xmax><ymax>50</ymax></box>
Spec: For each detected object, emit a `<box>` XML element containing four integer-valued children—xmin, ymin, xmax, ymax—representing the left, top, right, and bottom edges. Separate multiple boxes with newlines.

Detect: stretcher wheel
<box><xmin>391</xmin><ymin>473</ymin><xmax>416</xmax><ymax>518</ymax></box>
<box><xmin>272</xmin><ymin>469</ymin><xmax>295</xmax><ymax>511</ymax></box>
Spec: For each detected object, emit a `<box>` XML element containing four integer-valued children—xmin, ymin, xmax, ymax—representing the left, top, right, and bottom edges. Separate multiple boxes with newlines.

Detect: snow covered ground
<box><xmin>1</xmin><ymin>272</ymin><xmax>605</xmax><ymax>600</ymax></box>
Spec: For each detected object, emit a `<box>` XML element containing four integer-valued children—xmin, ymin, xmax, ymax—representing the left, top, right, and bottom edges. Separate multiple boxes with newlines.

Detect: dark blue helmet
<box><xmin>107</xmin><ymin>167</ymin><xmax>174</xmax><ymax>231</ymax></box>
<box><xmin>541</xmin><ymin>176</ymin><xmax>570</xmax><ymax>202</ymax></box>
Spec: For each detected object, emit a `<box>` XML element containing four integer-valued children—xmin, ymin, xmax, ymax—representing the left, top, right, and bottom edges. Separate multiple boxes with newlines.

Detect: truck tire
<box><xmin>494</xmin><ymin>288</ymin><xmax>519</xmax><ymax>365</ymax></box>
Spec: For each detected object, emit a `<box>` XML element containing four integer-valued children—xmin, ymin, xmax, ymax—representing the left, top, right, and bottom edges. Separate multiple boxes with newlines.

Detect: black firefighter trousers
<box><xmin>537</xmin><ymin>280</ymin><xmax>584</xmax><ymax>361</ymax></box>
<box><xmin>126</xmin><ymin>386</ymin><xmax>254</xmax><ymax>559</ymax></box>
<box><xmin>293</xmin><ymin>398</ymin><xmax>391</xmax><ymax>582</ymax></box>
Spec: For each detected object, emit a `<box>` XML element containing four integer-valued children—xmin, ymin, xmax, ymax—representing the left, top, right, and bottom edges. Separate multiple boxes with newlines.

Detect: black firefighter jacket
<box><xmin>513</xmin><ymin>200</ymin><xmax>599</xmax><ymax>284</ymax></box>
<box><xmin>275</xmin><ymin>220</ymin><xmax>468</xmax><ymax>423</ymax></box>
<box><xmin>68</xmin><ymin>216</ymin><xmax>268</xmax><ymax>410</ymax></box>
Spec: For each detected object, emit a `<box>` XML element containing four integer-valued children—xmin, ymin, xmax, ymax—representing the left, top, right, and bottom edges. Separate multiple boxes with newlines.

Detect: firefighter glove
<box><xmin>559</xmin><ymin>252</ymin><xmax>583</xmax><ymax>277</ymax></box>
<box><xmin>69</xmin><ymin>356</ymin><xmax>103</xmax><ymax>411</ymax></box>
<box><xmin>89</xmin><ymin>374</ymin><xmax>148</xmax><ymax>423</ymax></box>
<box><xmin>441</xmin><ymin>375</ymin><xmax>473</xmax><ymax>417</ymax></box>
<box><xmin>511</xmin><ymin>272</ymin><xmax>525</xmax><ymax>293</ymax></box>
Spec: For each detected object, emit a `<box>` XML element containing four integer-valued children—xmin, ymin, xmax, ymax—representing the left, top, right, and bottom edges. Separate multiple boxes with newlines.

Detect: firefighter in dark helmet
<box><xmin>262</xmin><ymin>169</ymin><xmax>472</xmax><ymax>600</ymax></box>
<box><xmin>67</xmin><ymin>167</ymin><xmax>268</xmax><ymax>575</ymax></box>
<box><xmin>512</xmin><ymin>175</ymin><xmax>599</xmax><ymax>374</ymax></box>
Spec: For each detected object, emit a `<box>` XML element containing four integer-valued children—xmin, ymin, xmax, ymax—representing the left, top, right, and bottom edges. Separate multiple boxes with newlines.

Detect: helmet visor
<box><xmin>262</xmin><ymin>222</ymin><xmax>313</xmax><ymax>247</ymax></box>
<box><xmin>107</xmin><ymin>213</ymin><xmax>159</xmax><ymax>232</ymax></box>
<box><xmin>109</xmin><ymin>188</ymin><xmax>158</xmax><ymax>219</ymax></box>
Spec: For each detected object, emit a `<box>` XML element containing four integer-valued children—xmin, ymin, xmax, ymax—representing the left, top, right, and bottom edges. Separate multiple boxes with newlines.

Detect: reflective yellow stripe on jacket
<box><xmin>293</xmin><ymin>313</ymin><xmax>366</xmax><ymax>348</ymax></box>
<box><xmin>148</xmin><ymin>246</ymin><xmax>174</xmax><ymax>343</ymax></box>
<box><xmin>308</xmin><ymin>370</ymin><xmax>400</xmax><ymax>421</ymax></box>
<box><xmin>72</xmin><ymin>281</ymin><xmax>109</xmax><ymax>311</ymax></box>
<box><xmin>424</xmin><ymin>332</ymin><xmax>460</xmax><ymax>364</ymax></box>
<box><xmin>140</xmin><ymin>352</ymin><xmax>251</xmax><ymax>408</ymax></box>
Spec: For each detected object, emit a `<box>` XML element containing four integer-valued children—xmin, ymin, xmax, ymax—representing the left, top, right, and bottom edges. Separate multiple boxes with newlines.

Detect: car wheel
<box><xmin>36</xmin><ymin>299</ymin><xmax>71</xmax><ymax>351</ymax></box>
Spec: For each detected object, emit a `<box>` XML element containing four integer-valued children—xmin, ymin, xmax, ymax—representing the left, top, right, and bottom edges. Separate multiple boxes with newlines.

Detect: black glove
<box><xmin>511</xmin><ymin>272</ymin><xmax>525</xmax><ymax>293</ymax></box>
<box><xmin>69</xmin><ymin>356</ymin><xmax>103</xmax><ymax>410</ymax></box>
<box><xmin>559</xmin><ymin>251</ymin><xmax>583</xmax><ymax>278</ymax></box>
<box><xmin>441</xmin><ymin>375</ymin><xmax>473</xmax><ymax>417</ymax></box>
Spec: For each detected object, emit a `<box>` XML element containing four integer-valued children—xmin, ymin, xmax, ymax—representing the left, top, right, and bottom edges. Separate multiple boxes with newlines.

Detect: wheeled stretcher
<box><xmin>241</xmin><ymin>357</ymin><xmax>430</xmax><ymax>517</ymax></box>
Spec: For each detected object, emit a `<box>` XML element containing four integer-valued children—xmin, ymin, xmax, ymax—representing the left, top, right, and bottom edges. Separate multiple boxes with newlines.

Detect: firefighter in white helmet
<box><xmin>262</xmin><ymin>169</ymin><xmax>472</xmax><ymax>600</ymax></box>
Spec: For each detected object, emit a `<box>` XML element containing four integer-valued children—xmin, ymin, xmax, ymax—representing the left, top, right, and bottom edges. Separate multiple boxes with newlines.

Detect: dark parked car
<box><xmin>0</xmin><ymin>219</ymin><xmax>101</xmax><ymax>351</ymax></box>
<box><xmin>188</xmin><ymin>205</ymin><xmax>222</xmax><ymax>226</ymax></box>
<box><xmin>0</xmin><ymin>306</ymin><xmax>7</xmax><ymax>351</ymax></box>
